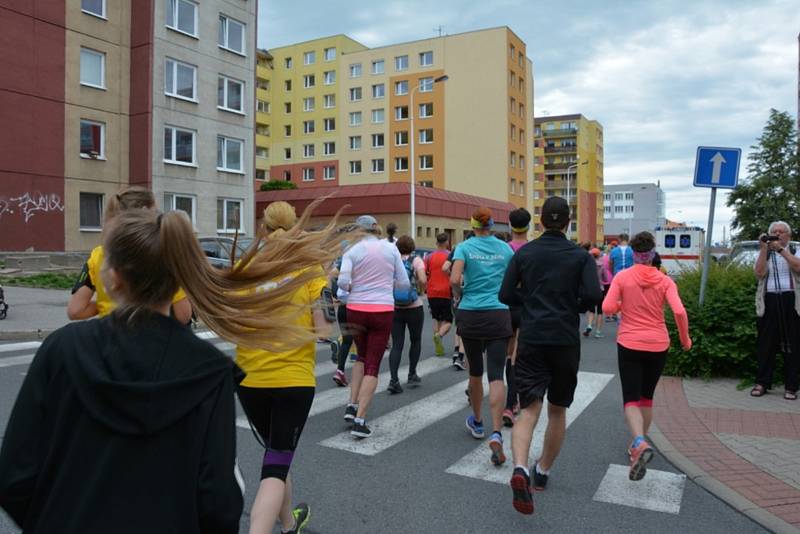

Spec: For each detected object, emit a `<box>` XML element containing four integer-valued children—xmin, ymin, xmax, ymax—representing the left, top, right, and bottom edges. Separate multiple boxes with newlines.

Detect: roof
<box><xmin>534</xmin><ymin>114</ymin><xmax>584</xmax><ymax>124</ymax></box>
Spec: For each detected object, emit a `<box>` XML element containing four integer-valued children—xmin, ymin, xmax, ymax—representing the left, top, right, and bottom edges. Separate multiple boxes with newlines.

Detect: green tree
<box><xmin>727</xmin><ymin>109</ymin><xmax>800</xmax><ymax>239</ymax></box>
<box><xmin>260</xmin><ymin>180</ymin><xmax>298</xmax><ymax>191</ymax></box>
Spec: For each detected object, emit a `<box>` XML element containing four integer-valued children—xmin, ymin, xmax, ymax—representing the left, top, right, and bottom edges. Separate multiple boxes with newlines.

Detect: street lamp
<box><xmin>410</xmin><ymin>74</ymin><xmax>448</xmax><ymax>238</ymax></box>
<box><xmin>565</xmin><ymin>159</ymin><xmax>587</xmax><ymax>239</ymax></box>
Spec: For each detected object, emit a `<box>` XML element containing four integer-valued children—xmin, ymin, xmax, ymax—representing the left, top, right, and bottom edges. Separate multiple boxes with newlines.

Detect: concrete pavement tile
<box><xmin>715</xmin><ymin>432</ymin><xmax>800</xmax><ymax>491</ymax></box>
<box><xmin>684</xmin><ymin>378</ymin><xmax>800</xmax><ymax>413</ymax></box>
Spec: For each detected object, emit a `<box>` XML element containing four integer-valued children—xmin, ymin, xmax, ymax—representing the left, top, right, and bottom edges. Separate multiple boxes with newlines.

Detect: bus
<box><xmin>654</xmin><ymin>226</ymin><xmax>705</xmax><ymax>276</ymax></box>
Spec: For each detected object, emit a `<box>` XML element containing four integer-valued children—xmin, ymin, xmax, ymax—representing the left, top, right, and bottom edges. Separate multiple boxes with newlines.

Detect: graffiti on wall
<box><xmin>0</xmin><ymin>192</ymin><xmax>65</xmax><ymax>223</ymax></box>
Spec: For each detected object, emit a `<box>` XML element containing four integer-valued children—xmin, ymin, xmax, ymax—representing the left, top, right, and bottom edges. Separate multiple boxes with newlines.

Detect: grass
<box><xmin>0</xmin><ymin>272</ymin><xmax>75</xmax><ymax>290</ymax></box>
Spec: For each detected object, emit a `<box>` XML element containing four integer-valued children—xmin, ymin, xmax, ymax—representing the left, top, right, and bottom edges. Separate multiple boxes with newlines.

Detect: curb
<box><xmin>650</xmin><ymin>423</ymin><xmax>799</xmax><ymax>534</ymax></box>
<box><xmin>0</xmin><ymin>329</ymin><xmax>57</xmax><ymax>342</ymax></box>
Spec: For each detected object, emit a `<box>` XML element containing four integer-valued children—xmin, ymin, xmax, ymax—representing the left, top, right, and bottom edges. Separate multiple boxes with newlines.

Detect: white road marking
<box><xmin>195</xmin><ymin>331</ymin><xmax>217</xmax><ymax>340</ymax></box>
<box><xmin>592</xmin><ymin>464</ymin><xmax>686</xmax><ymax>514</ymax></box>
<box><xmin>0</xmin><ymin>341</ymin><xmax>41</xmax><ymax>354</ymax></box>
<box><xmin>445</xmin><ymin>371</ymin><xmax>614</xmax><ymax>484</ymax></box>
<box><xmin>0</xmin><ymin>355</ymin><xmax>35</xmax><ymax>368</ymax></box>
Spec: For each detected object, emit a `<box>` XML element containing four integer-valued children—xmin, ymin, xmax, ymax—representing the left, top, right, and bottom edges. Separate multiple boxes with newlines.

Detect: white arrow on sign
<box><xmin>710</xmin><ymin>152</ymin><xmax>726</xmax><ymax>184</ymax></box>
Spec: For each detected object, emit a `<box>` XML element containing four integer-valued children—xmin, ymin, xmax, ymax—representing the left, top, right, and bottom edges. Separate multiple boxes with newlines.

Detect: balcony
<box><xmin>256</xmin><ymin>134</ymin><xmax>270</xmax><ymax>147</ymax></box>
<box><xmin>544</xmin><ymin>145</ymin><xmax>577</xmax><ymax>154</ymax></box>
<box><xmin>542</xmin><ymin>127</ymin><xmax>577</xmax><ymax>138</ymax></box>
<box><xmin>256</xmin><ymin>111</ymin><xmax>270</xmax><ymax>125</ymax></box>
<box><xmin>545</xmin><ymin>162</ymin><xmax>578</xmax><ymax>171</ymax></box>
<box><xmin>256</xmin><ymin>87</ymin><xmax>269</xmax><ymax>101</ymax></box>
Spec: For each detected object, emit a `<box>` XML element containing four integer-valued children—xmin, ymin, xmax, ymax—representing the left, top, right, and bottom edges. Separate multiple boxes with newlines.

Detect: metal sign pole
<box><xmin>699</xmin><ymin>187</ymin><xmax>717</xmax><ymax>306</ymax></box>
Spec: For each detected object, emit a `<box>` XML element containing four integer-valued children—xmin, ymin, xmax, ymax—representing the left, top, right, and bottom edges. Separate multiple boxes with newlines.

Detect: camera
<box><xmin>760</xmin><ymin>234</ymin><xmax>780</xmax><ymax>243</ymax></box>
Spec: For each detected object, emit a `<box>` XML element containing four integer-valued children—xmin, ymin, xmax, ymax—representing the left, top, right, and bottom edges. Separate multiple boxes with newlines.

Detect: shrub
<box><xmin>260</xmin><ymin>180</ymin><xmax>298</xmax><ymax>191</ymax></box>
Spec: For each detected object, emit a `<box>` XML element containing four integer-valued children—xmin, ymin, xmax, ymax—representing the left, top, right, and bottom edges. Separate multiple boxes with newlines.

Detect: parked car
<box><xmin>729</xmin><ymin>240</ymin><xmax>800</xmax><ymax>266</ymax></box>
<box><xmin>198</xmin><ymin>236</ymin><xmax>255</xmax><ymax>269</ymax></box>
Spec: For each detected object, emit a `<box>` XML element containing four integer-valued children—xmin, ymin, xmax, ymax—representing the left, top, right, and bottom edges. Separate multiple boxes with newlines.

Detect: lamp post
<box><xmin>410</xmin><ymin>74</ymin><xmax>448</xmax><ymax>238</ymax></box>
<box><xmin>565</xmin><ymin>159</ymin><xmax>587</xmax><ymax>239</ymax></box>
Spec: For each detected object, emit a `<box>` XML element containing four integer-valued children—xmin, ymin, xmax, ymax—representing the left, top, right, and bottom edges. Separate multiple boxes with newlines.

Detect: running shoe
<box><xmin>407</xmin><ymin>373</ymin><xmax>421</xmax><ymax>387</ymax></box>
<box><xmin>329</xmin><ymin>340</ymin><xmax>339</xmax><ymax>364</ymax></box>
<box><xmin>332</xmin><ymin>369</ymin><xmax>348</xmax><ymax>387</ymax></box>
<box><xmin>453</xmin><ymin>354</ymin><xmax>466</xmax><ymax>371</ymax></box>
<box><xmin>532</xmin><ymin>462</ymin><xmax>549</xmax><ymax>491</ymax></box>
<box><xmin>351</xmin><ymin>421</ymin><xmax>372</xmax><ymax>438</ymax></box>
<box><xmin>489</xmin><ymin>432</ymin><xmax>506</xmax><ymax>465</ymax></box>
<box><xmin>387</xmin><ymin>380</ymin><xmax>403</xmax><ymax>394</ymax></box>
<box><xmin>502</xmin><ymin>409</ymin><xmax>515</xmax><ymax>428</ymax></box>
<box><xmin>629</xmin><ymin>440</ymin><xmax>654</xmax><ymax>481</ymax></box>
<box><xmin>284</xmin><ymin>502</ymin><xmax>310</xmax><ymax>533</ymax></box>
<box><xmin>582</xmin><ymin>326</ymin><xmax>592</xmax><ymax>337</ymax></box>
<box><xmin>349</xmin><ymin>350</ymin><xmax>358</xmax><ymax>362</ymax></box>
<box><xmin>466</xmin><ymin>415</ymin><xmax>485</xmax><ymax>439</ymax></box>
<box><xmin>593</xmin><ymin>331</ymin><xmax>605</xmax><ymax>338</ymax></box>
<box><xmin>510</xmin><ymin>467</ymin><xmax>534</xmax><ymax>515</ymax></box>
<box><xmin>433</xmin><ymin>333</ymin><xmax>445</xmax><ymax>357</ymax></box>
<box><xmin>343</xmin><ymin>404</ymin><xmax>357</xmax><ymax>422</ymax></box>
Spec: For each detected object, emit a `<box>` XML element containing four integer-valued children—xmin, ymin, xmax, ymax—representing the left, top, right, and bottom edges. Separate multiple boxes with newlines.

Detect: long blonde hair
<box><xmin>104</xmin><ymin>198</ymin><xmax>354</xmax><ymax>351</ymax></box>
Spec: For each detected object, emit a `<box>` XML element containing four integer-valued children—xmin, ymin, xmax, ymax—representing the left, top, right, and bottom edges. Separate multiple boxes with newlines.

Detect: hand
<box><xmin>768</xmin><ymin>241</ymin><xmax>783</xmax><ymax>253</ymax></box>
<box><xmin>759</xmin><ymin>234</ymin><xmax>769</xmax><ymax>250</ymax></box>
<box><xmin>682</xmin><ymin>339</ymin><xmax>692</xmax><ymax>351</ymax></box>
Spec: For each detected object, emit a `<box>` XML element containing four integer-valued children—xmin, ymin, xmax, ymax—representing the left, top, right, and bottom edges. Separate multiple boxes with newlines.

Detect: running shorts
<box><xmin>428</xmin><ymin>297</ymin><xmax>453</xmax><ymax>323</ymax></box>
<box><xmin>455</xmin><ymin>309</ymin><xmax>512</xmax><ymax>340</ymax></box>
<box><xmin>515</xmin><ymin>343</ymin><xmax>580</xmax><ymax>408</ymax></box>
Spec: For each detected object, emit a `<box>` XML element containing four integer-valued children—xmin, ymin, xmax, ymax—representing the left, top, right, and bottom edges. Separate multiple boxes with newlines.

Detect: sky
<box><xmin>258</xmin><ymin>0</ymin><xmax>800</xmax><ymax>241</ymax></box>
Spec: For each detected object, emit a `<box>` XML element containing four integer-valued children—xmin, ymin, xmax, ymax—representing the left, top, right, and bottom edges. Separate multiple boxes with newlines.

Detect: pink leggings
<box><xmin>346</xmin><ymin>309</ymin><xmax>394</xmax><ymax>376</ymax></box>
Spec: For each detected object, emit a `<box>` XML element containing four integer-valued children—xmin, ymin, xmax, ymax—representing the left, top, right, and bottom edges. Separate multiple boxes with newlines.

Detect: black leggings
<box><xmin>237</xmin><ymin>386</ymin><xmax>315</xmax><ymax>481</ymax></box>
<box><xmin>462</xmin><ymin>337</ymin><xmax>507</xmax><ymax>382</ymax></box>
<box><xmin>336</xmin><ymin>304</ymin><xmax>354</xmax><ymax>372</ymax></box>
<box><xmin>617</xmin><ymin>344</ymin><xmax>667</xmax><ymax>407</ymax></box>
<box><xmin>389</xmin><ymin>306</ymin><xmax>425</xmax><ymax>381</ymax></box>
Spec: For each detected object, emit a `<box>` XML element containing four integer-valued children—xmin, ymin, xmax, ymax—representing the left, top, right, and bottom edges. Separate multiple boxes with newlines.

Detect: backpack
<box><xmin>393</xmin><ymin>257</ymin><xmax>418</xmax><ymax>306</ymax></box>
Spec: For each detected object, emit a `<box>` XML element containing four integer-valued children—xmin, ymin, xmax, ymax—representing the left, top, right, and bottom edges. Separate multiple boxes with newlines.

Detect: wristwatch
<box><xmin>776</xmin><ymin>247</ymin><xmax>785</xmax><ymax>254</ymax></box>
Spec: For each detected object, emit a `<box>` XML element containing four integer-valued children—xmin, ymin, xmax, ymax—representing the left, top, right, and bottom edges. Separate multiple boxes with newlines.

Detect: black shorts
<box><xmin>456</xmin><ymin>309</ymin><xmax>512</xmax><ymax>340</ymax></box>
<box><xmin>428</xmin><ymin>297</ymin><xmax>453</xmax><ymax>323</ymax></box>
<box><xmin>515</xmin><ymin>343</ymin><xmax>580</xmax><ymax>408</ymax></box>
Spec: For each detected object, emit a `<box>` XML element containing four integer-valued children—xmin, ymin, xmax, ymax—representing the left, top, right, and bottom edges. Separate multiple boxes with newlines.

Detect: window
<box><xmin>371</xmin><ymin>108</ymin><xmax>385</xmax><ymax>124</ymax></box>
<box><xmin>349</xmin><ymin>111</ymin><xmax>362</xmax><ymax>126</ymax></box>
<box><xmin>323</xmin><ymin>70</ymin><xmax>336</xmax><ymax>85</ymax></box>
<box><xmin>519</xmin><ymin>129</ymin><xmax>525</xmax><ymax>144</ymax></box>
<box><xmin>164</xmin><ymin>126</ymin><xmax>195</xmax><ymax>165</ymax></box>
<box><xmin>509</xmin><ymin>44</ymin><xmax>515</xmax><ymax>58</ymax></box>
<box><xmin>303</xmin><ymin>97</ymin><xmax>315</xmax><ymax>112</ymax></box>
<box><xmin>79</xmin><ymin>192</ymin><xmax>104</xmax><ymax>230</ymax></box>
<box><xmin>80</xmin><ymin>48</ymin><xmax>105</xmax><ymax>89</ymax></box>
<box><xmin>510</xmin><ymin>124</ymin><xmax>517</xmax><ymax>139</ymax></box>
<box><xmin>217</xmin><ymin>198</ymin><xmax>243</xmax><ymax>233</ymax></box>
<box><xmin>256</xmin><ymin>78</ymin><xmax>269</xmax><ymax>91</ymax></box>
<box><xmin>256</xmin><ymin>100</ymin><xmax>270</xmax><ymax>113</ymax></box>
<box><xmin>166</xmin><ymin>0</ymin><xmax>197</xmax><ymax>36</ymax></box>
<box><xmin>395</xmin><ymin>157</ymin><xmax>408</xmax><ymax>171</ymax></box>
<box><xmin>395</xmin><ymin>80</ymin><xmax>408</xmax><ymax>95</ymax></box>
<box><xmin>419</xmin><ymin>128</ymin><xmax>433</xmax><ymax>144</ymax></box>
<box><xmin>419</xmin><ymin>103</ymin><xmax>433</xmax><ymax>118</ymax></box>
<box><xmin>284</xmin><ymin>147</ymin><xmax>291</xmax><ymax>159</ymax></box>
<box><xmin>216</xmin><ymin>136</ymin><xmax>243</xmax><ymax>172</ymax></box>
<box><xmin>349</xmin><ymin>160</ymin><xmax>362</xmax><ymax>174</ymax></box>
<box><xmin>680</xmin><ymin>235</ymin><xmax>692</xmax><ymax>248</ymax></box>
<box><xmin>218</xmin><ymin>16</ymin><xmax>245</xmax><ymax>55</ymax></box>
<box><xmin>323</xmin><ymin>141</ymin><xmax>336</xmax><ymax>155</ymax></box>
<box><xmin>217</xmin><ymin>76</ymin><xmax>244</xmax><ymax>113</ymax></box>
<box><xmin>323</xmin><ymin>118</ymin><xmax>336</xmax><ymax>132</ymax></box>
<box><xmin>283</xmin><ymin>124</ymin><xmax>291</xmax><ymax>136</ymax></box>
<box><xmin>519</xmin><ymin>156</ymin><xmax>525</xmax><ymax>169</ymax></box>
<box><xmin>395</xmin><ymin>106</ymin><xmax>409</xmax><ymax>120</ymax></box>
<box><xmin>372</xmin><ymin>60</ymin><xmax>384</xmax><ymax>74</ymax></box>
<box><xmin>80</xmin><ymin>120</ymin><xmax>105</xmax><ymax>159</ymax></box>
<box><xmin>256</xmin><ymin>169</ymin><xmax>266</xmax><ymax>180</ymax></box>
<box><xmin>303</xmin><ymin>51</ymin><xmax>315</xmax><ymax>65</ymax></box>
<box><xmin>282</xmin><ymin>170</ymin><xmax>291</xmax><ymax>180</ymax></box>
<box><xmin>519</xmin><ymin>78</ymin><xmax>525</xmax><ymax>93</ymax></box>
<box><xmin>323</xmin><ymin>94</ymin><xmax>336</xmax><ymax>108</ymax></box>
<box><xmin>419</xmin><ymin>51</ymin><xmax>433</xmax><ymax>66</ymax></box>
<box><xmin>520</xmin><ymin>181</ymin><xmax>525</xmax><ymax>196</ymax></box>
<box><xmin>614</xmin><ymin>192</ymin><xmax>624</xmax><ymax>201</ymax></box>
<box><xmin>420</xmin><ymin>155</ymin><xmax>433</xmax><ymax>170</ymax></box>
<box><xmin>510</xmin><ymin>152</ymin><xmax>517</xmax><ymax>166</ymax></box>
<box><xmin>372</xmin><ymin>83</ymin><xmax>385</xmax><ymax>99</ymax></box>
<box><xmin>324</xmin><ymin>47</ymin><xmax>336</xmax><ymax>61</ymax></box>
<box><xmin>349</xmin><ymin>87</ymin><xmax>362</xmax><ymax>101</ymax></box>
<box><xmin>510</xmin><ymin>179</ymin><xmax>516</xmax><ymax>194</ymax></box>
<box><xmin>350</xmin><ymin>63</ymin><xmax>362</xmax><ymax>78</ymax></box>
<box><xmin>303</xmin><ymin>120</ymin><xmax>315</xmax><ymax>134</ymax></box>
<box><xmin>303</xmin><ymin>74</ymin><xmax>315</xmax><ymax>88</ymax></box>
<box><xmin>395</xmin><ymin>55</ymin><xmax>409</xmax><ymax>71</ymax></box>
<box><xmin>302</xmin><ymin>167</ymin><xmax>315</xmax><ymax>181</ymax></box>
<box><xmin>518</xmin><ymin>51</ymin><xmax>524</xmax><ymax>67</ymax></box>
<box><xmin>284</xmin><ymin>79</ymin><xmax>292</xmax><ymax>91</ymax></box>
<box><xmin>256</xmin><ymin>147</ymin><xmax>268</xmax><ymax>158</ymax></box>
<box><xmin>323</xmin><ymin>166</ymin><xmax>336</xmax><ymax>180</ymax></box>
<box><xmin>371</xmin><ymin>133</ymin><xmax>384</xmax><ymax>148</ymax></box>
<box><xmin>302</xmin><ymin>143</ymin><xmax>315</xmax><ymax>158</ymax></box>
<box><xmin>614</xmin><ymin>205</ymin><xmax>624</xmax><ymax>214</ymax></box>
<box><xmin>284</xmin><ymin>57</ymin><xmax>293</xmax><ymax>68</ymax></box>
<box><xmin>395</xmin><ymin>130</ymin><xmax>408</xmax><ymax>146</ymax></box>
<box><xmin>82</xmin><ymin>0</ymin><xmax>105</xmax><ymax>18</ymax></box>
<box><xmin>510</xmin><ymin>97</ymin><xmax>516</xmax><ymax>113</ymax></box>
<box><xmin>164</xmin><ymin>193</ymin><xmax>196</xmax><ymax>225</ymax></box>
<box><xmin>625</xmin><ymin>192</ymin><xmax>634</xmax><ymax>200</ymax></box>
<box><xmin>349</xmin><ymin>136</ymin><xmax>361</xmax><ymax>150</ymax></box>
<box><xmin>372</xmin><ymin>159</ymin><xmax>385</xmax><ymax>173</ymax></box>
<box><xmin>664</xmin><ymin>235</ymin><xmax>676</xmax><ymax>248</ymax></box>
<box><xmin>519</xmin><ymin>104</ymin><xmax>525</xmax><ymax>118</ymax></box>
<box><xmin>419</xmin><ymin>77</ymin><xmax>433</xmax><ymax>92</ymax></box>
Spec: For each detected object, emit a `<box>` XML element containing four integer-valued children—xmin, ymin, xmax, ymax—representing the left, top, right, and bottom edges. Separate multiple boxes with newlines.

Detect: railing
<box><xmin>544</xmin><ymin>145</ymin><xmax>577</xmax><ymax>154</ymax></box>
<box><xmin>542</xmin><ymin>128</ymin><xmax>577</xmax><ymax>137</ymax></box>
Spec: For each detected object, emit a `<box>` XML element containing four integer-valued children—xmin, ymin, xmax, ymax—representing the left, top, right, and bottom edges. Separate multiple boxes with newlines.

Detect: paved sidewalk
<box><xmin>652</xmin><ymin>376</ymin><xmax>800</xmax><ymax>533</ymax></box>
<box><xmin>0</xmin><ymin>286</ymin><xmax>71</xmax><ymax>340</ymax></box>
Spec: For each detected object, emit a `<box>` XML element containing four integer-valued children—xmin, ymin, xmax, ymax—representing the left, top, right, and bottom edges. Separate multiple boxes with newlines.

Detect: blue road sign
<box><xmin>693</xmin><ymin>146</ymin><xmax>741</xmax><ymax>189</ymax></box>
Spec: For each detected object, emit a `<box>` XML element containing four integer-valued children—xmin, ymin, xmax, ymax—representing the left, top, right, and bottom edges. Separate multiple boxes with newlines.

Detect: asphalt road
<box><xmin>0</xmin><ymin>317</ymin><xmax>766</xmax><ymax>533</ymax></box>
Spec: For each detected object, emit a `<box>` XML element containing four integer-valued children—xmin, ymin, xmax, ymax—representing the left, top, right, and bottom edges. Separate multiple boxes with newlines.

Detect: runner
<box><xmin>67</xmin><ymin>186</ymin><xmax>193</xmax><ymax>324</ymax></box>
<box><xmin>500</xmin><ymin>197</ymin><xmax>603</xmax><ymax>515</ymax></box>
<box><xmin>0</xmin><ymin>202</ymin><xmax>344</xmax><ymax>533</ymax></box>
<box><xmin>450</xmin><ymin>207</ymin><xmax>513</xmax><ymax>465</ymax></box>
<box><xmin>426</xmin><ymin>233</ymin><xmax>453</xmax><ymax>358</ymax></box>
<box><xmin>583</xmin><ymin>247</ymin><xmax>608</xmax><ymax>338</ymax></box>
<box><xmin>443</xmin><ymin>231</ymin><xmax>474</xmax><ymax>370</ymax></box>
<box><xmin>236</xmin><ymin>201</ymin><xmax>334</xmax><ymax>534</ymax></box>
<box><xmin>503</xmin><ymin>208</ymin><xmax>531</xmax><ymax>427</ymax></box>
<box><xmin>609</xmin><ymin>233</ymin><xmax>633</xmax><ymax>276</ymax></box>
<box><xmin>602</xmin><ymin>241</ymin><xmax>618</xmax><ymax>322</ymax></box>
<box><xmin>330</xmin><ymin>228</ymin><xmax>357</xmax><ymax>387</ymax></box>
<box><xmin>337</xmin><ymin>215</ymin><xmax>409</xmax><ymax>438</ymax></box>
<box><xmin>383</xmin><ymin>222</ymin><xmax>398</xmax><ymax>244</ymax></box>
<box><xmin>387</xmin><ymin>236</ymin><xmax>427</xmax><ymax>394</ymax></box>
<box><xmin>602</xmin><ymin>231</ymin><xmax>692</xmax><ymax>481</ymax></box>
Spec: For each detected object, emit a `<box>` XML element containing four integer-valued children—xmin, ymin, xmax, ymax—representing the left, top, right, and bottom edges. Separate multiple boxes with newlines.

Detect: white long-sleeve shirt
<box><xmin>337</xmin><ymin>236</ymin><xmax>409</xmax><ymax>309</ymax></box>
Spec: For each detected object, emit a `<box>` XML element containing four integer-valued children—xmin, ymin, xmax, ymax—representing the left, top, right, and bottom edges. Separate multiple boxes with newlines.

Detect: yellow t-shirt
<box><xmin>236</xmin><ymin>272</ymin><xmax>328</xmax><ymax>389</ymax></box>
<box><xmin>87</xmin><ymin>246</ymin><xmax>188</xmax><ymax>317</ymax></box>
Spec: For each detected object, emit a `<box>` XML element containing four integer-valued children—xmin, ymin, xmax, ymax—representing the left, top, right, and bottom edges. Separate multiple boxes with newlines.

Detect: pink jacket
<box><xmin>602</xmin><ymin>264</ymin><xmax>691</xmax><ymax>352</ymax></box>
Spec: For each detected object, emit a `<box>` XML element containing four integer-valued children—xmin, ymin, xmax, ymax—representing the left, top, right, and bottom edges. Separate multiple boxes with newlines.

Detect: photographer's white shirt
<box><xmin>766</xmin><ymin>249</ymin><xmax>800</xmax><ymax>293</ymax></box>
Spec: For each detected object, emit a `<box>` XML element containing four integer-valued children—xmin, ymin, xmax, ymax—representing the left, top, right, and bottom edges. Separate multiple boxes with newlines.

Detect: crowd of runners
<box><xmin>0</xmin><ymin>188</ymin><xmax>693</xmax><ymax>532</ymax></box>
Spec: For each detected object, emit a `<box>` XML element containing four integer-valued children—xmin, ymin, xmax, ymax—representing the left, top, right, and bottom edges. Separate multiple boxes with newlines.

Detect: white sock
<box><xmin>348</xmin><ymin>403</ymin><xmax>358</xmax><ymax>409</ymax></box>
<box><xmin>515</xmin><ymin>465</ymin><xmax>530</xmax><ymax>477</ymax></box>
<box><xmin>354</xmin><ymin>417</ymin><xmax>365</xmax><ymax>425</ymax></box>
<box><xmin>536</xmin><ymin>463</ymin><xmax>550</xmax><ymax>476</ymax></box>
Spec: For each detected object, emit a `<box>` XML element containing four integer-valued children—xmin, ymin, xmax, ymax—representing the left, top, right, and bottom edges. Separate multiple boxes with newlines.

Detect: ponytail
<box><xmin>104</xmin><ymin>186</ymin><xmax>155</xmax><ymax>224</ymax></box>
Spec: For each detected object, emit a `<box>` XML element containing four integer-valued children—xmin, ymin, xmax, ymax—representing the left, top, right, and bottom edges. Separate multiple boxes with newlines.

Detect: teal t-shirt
<box><xmin>453</xmin><ymin>235</ymin><xmax>513</xmax><ymax>310</ymax></box>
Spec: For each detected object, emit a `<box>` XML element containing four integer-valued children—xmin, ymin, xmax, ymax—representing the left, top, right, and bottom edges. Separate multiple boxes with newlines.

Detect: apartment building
<box><xmin>255</xmin><ymin>27</ymin><xmax>534</xmax><ymax>236</ymax></box>
<box><xmin>603</xmin><ymin>182</ymin><xmax>666</xmax><ymax>238</ymax></box>
<box><xmin>534</xmin><ymin>114</ymin><xmax>604</xmax><ymax>243</ymax></box>
<box><xmin>0</xmin><ymin>0</ymin><xmax>256</xmax><ymax>252</ymax></box>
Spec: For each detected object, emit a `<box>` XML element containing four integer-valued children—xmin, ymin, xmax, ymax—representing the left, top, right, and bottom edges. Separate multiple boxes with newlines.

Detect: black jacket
<box><xmin>499</xmin><ymin>230</ymin><xmax>603</xmax><ymax>346</ymax></box>
<box><xmin>0</xmin><ymin>315</ymin><xmax>244</xmax><ymax>533</ymax></box>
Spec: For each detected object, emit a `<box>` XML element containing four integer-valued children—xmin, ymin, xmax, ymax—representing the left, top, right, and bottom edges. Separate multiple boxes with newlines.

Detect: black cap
<box><xmin>541</xmin><ymin>197</ymin><xmax>570</xmax><ymax>228</ymax></box>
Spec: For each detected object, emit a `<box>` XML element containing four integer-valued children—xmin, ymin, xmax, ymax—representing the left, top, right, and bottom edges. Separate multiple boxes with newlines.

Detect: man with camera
<box><xmin>752</xmin><ymin>221</ymin><xmax>800</xmax><ymax>400</ymax></box>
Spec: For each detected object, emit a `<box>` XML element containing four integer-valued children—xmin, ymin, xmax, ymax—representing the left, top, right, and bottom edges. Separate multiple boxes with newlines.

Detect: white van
<box><xmin>655</xmin><ymin>226</ymin><xmax>705</xmax><ymax>276</ymax></box>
